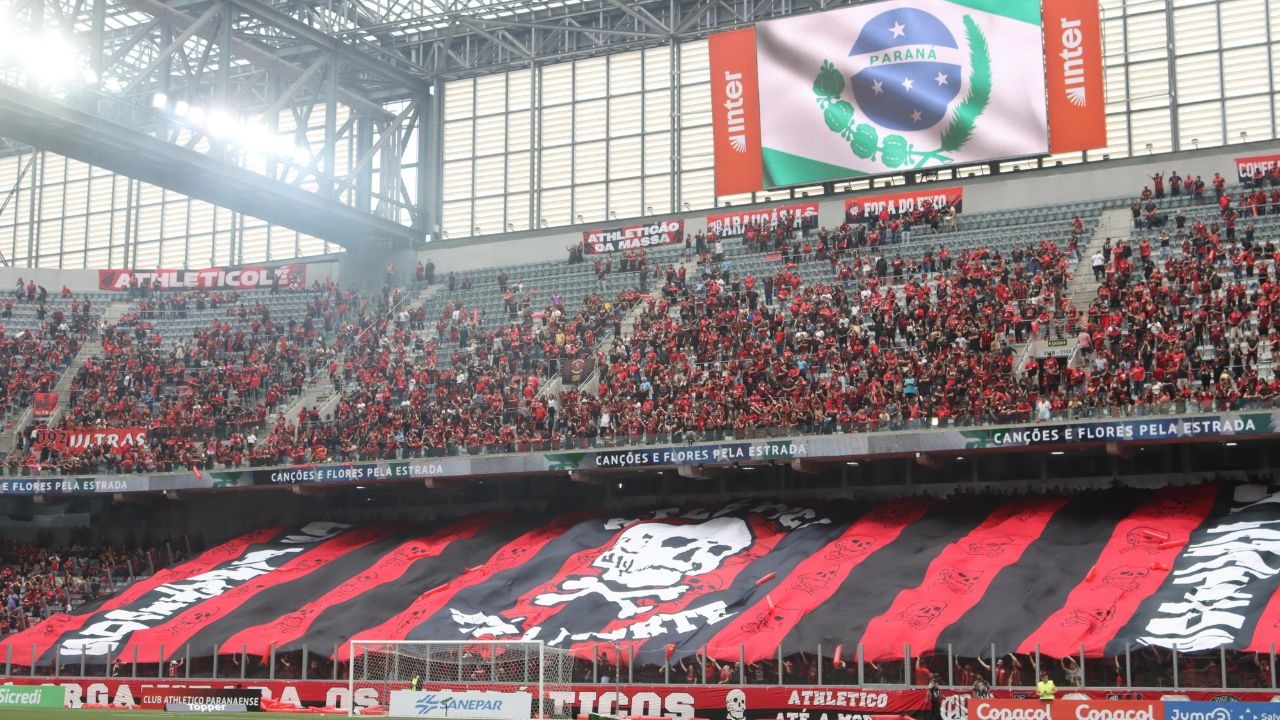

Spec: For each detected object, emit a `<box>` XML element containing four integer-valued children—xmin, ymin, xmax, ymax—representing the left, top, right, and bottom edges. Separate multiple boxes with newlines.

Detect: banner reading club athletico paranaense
<box><xmin>706</xmin><ymin>202</ymin><xmax>819</xmax><ymax>237</ymax></box>
<box><xmin>709</xmin><ymin>0</ymin><xmax>1106</xmax><ymax>192</ymax></box>
<box><xmin>98</xmin><ymin>263</ymin><xmax>306</xmax><ymax>291</ymax></box>
<box><xmin>583</xmin><ymin>220</ymin><xmax>684</xmax><ymax>254</ymax></box>
<box><xmin>845</xmin><ymin>186</ymin><xmax>962</xmax><ymax>222</ymax></box>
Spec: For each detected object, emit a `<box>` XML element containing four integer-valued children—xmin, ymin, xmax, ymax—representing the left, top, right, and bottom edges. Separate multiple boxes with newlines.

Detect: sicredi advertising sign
<box><xmin>0</xmin><ymin>685</ymin><xmax>63</xmax><ymax>708</ymax></box>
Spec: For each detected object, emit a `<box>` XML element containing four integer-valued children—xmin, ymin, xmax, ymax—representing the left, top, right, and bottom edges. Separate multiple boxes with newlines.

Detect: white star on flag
<box><xmin>871</xmin><ymin>80</ymin><xmax>884</xmax><ymax>95</ymax></box>
<box><xmin>889</xmin><ymin>22</ymin><xmax>906</xmax><ymax>38</ymax></box>
<box><xmin>901</xmin><ymin>77</ymin><xmax>914</xmax><ymax>91</ymax></box>
<box><xmin>911</xmin><ymin>110</ymin><xmax>923</xmax><ymax>123</ymax></box>
<box><xmin>935</xmin><ymin>72</ymin><xmax>949</xmax><ymax>86</ymax></box>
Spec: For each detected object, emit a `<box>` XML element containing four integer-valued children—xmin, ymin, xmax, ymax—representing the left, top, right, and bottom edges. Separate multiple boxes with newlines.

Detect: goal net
<box><xmin>348</xmin><ymin>640</ymin><xmax>577</xmax><ymax>719</ymax></box>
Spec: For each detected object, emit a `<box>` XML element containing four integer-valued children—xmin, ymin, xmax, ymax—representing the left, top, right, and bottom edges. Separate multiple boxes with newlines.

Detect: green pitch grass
<box><xmin>5</xmin><ymin>710</ymin><xmax>343</xmax><ymax>719</ymax></box>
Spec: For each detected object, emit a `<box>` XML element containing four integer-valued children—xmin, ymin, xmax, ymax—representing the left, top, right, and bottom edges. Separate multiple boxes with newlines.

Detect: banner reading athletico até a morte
<box><xmin>845</xmin><ymin>186</ymin><xmax>962</xmax><ymax>222</ymax></box>
<box><xmin>11</xmin><ymin>485</ymin><xmax>1280</xmax><ymax>669</ymax></box>
<box><xmin>582</xmin><ymin>220</ymin><xmax>684</xmax><ymax>254</ymax></box>
<box><xmin>98</xmin><ymin>263</ymin><xmax>307</xmax><ymax>291</ymax></box>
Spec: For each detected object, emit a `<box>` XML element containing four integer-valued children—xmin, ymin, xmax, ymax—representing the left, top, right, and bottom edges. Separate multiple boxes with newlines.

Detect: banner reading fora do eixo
<box><xmin>0</xmin><ymin>685</ymin><xmax>63</xmax><ymax>708</ymax></box>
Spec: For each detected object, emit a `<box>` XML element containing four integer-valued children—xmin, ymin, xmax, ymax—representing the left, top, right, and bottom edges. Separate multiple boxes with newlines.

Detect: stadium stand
<box><xmin>10</xmin><ymin>180</ymin><xmax>1280</xmax><ymax>474</ymax></box>
<box><xmin>3</xmin><ymin>481</ymin><xmax>1278</xmax><ymax>692</ymax></box>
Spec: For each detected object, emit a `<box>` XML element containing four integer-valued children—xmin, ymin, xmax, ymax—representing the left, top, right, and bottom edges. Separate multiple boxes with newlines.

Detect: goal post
<box><xmin>347</xmin><ymin>640</ymin><xmax>576</xmax><ymax>719</ymax></box>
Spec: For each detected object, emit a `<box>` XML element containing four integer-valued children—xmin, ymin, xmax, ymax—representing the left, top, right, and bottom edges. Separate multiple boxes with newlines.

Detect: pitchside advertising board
<box><xmin>389</xmin><ymin>690</ymin><xmax>532</xmax><ymax>719</ymax></box>
<box><xmin>709</xmin><ymin>0</ymin><xmax>1106</xmax><ymax>194</ymax></box>
<box><xmin>959</xmin><ymin>699</ymin><xmax>1280</xmax><ymax>720</ymax></box>
<box><xmin>0</xmin><ymin>684</ymin><xmax>63</xmax><ymax>708</ymax></box>
<box><xmin>10</xmin><ymin>681</ymin><xmax>1280</xmax><ymax>717</ymax></box>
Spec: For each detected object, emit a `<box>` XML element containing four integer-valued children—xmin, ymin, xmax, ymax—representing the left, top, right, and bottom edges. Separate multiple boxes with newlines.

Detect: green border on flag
<box><xmin>945</xmin><ymin>0</ymin><xmax>1041</xmax><ymax>25</ymax></box>
<box><xmin>762</xmin><ymin>147</ymin><xmax>868</xmax><ymax>187</ymax></box>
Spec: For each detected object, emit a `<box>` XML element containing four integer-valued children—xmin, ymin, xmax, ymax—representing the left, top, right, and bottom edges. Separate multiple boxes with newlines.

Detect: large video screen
<box><xmin>710</xmin><ymin>0</ymin><xmax>1104</xmax><ymax>194</ymax></box>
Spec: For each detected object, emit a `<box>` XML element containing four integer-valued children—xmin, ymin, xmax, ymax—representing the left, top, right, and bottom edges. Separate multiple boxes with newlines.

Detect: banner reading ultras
<box><xmin>845</xmin><ymin>186</ymin><xmax>962</xmax><ymax>222</ymax></box>
<box><xmin>708</xmin><ymin>0</ymin><xmax>1107</xmax><ymax>191</ymax></box>
<box><xmin>98</xmin><ymin>263</ymin><xmax>306</xmax><ymax>291</ymax></box>
<box><xmin>583</xmin><ymin>220</ymin><xmax>684</xmax><ymax>254</ymax></box>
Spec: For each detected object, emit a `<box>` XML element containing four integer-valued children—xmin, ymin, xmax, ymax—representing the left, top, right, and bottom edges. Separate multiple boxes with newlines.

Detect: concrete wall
<box><xmin>0</xmin><ymin>142</ymin><xmax>1269</xmax><ymax>289</ymax></box>
<box><xmin>0</xmin><ymin>258</ymin><xmax>342</xmax><ymax>294</ymax></box>
<box><xmin>420</xmin><ymin>142</ymin><xmax>1268</xmax><ymax>275</ymax></box>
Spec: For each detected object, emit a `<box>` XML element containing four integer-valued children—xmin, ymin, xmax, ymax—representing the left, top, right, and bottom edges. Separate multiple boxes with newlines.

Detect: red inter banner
<box><xmin>1235</xmin><ymin>153</ymin><xmax>1280</xmax><ymax>182</ymax></box>
<box><xmin>98</xmin><ymin>263</ymin><xmax>307</xmax><ymax>292</ymax></box>
<box><xmin>706</xmin><ymin>202</ymin><xmax>819</xmax><ymax>238</ymax></box>
<box><xmin>583</xmin><ymin>220</ymin><xmax>684</xmax><ymax>255</ymax></box>
<box><xmin>33</xmin><ymin>392</ymin><xmax>57</xmax><ymax>418</ymax></box>
<box><xmin>33</xmin><ymin>426</ymin><xmax>147</xmax><ymax>456</ymax></box>
<box><xmin>845</xmin><ymin>187</ymin><xmax>963</xmax><ymax>222</ymax></box>
<box><xmin>1043</xmin><ymin>0</ymin><xmax>1107</xmax><ymax>153</ymax></box>
<box><xmin>709</xmin><ymin>28</ymin><xmax>764</xmax><ymax>196</ymax></box>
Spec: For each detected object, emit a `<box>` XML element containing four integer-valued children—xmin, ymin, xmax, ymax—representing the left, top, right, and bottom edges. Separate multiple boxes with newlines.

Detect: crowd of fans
<box><xmin>2</xmin><ymin>170</ymin><xmax>1277</xmax><ymax>473</ymax></box>
<box><xmin>7</xmin><ymin>281</ymin><xmax>385</xmax><ymax>475</ymax></box>
<box><xmin>1</xmin><ymin>538</ymin><xmax>174</xmax><ymax>640</ymax></box>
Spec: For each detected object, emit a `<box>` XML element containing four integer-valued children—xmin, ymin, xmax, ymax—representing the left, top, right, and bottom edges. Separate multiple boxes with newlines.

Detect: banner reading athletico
<box><xmin>845</xmin><ymin>186</ymin><xmax>963</xmax><ymax>222</ymax></box>
<box><xmin>707</xmin><ymin>202</ymin><xmax>819</xmax><ymax>237</ymax></box>
<box><xmin>98</xmin><ymin>263</ymin><xmax>307</xmax><ymax>291</ymax></box>
<box><xmin>582</xmin><ymin>220</ymin><xmax>684</xmax><ymax>254</ymax></box>
<box><xmin>709</xmin><ymin>0</ymin><xmax>1107</xmax><ymax>192</ymax></box>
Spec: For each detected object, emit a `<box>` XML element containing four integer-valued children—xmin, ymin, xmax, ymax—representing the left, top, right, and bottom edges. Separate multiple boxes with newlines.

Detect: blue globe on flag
<box><xmin>848</xmin><ymin>8</ymin><xmax>963</xmax><ymax>132</ymax></box>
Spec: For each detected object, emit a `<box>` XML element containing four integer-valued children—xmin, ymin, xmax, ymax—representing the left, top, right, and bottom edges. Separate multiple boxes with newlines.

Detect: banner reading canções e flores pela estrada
<box><xmin>957</xmin><ymin>413</ymin><xmax>1277</xmax><ymax>449</ymax></box>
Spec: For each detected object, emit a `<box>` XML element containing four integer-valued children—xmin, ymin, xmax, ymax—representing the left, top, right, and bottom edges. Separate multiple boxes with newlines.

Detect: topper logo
<box><xmin>722</xmin><ymin>71</ymin><xmax>748</xmax><ymax>152</ymax></box>
<box><xmin>973</xmin><ymin>703</ymin><xmax>1050</xmax><ymax>720</ymax></box>
<box><xmin>1074</xmin><ymin>705</ymin><xmax>1157</xmax><ymax>720</ymax></box>
<box><xmin>1060</xmin><ymin>18</ymin><xmax>1087</xmax><ymax>107</ymax></box>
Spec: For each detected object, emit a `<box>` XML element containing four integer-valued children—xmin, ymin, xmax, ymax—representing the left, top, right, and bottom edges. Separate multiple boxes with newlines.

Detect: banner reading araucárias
<box><xmin>753</xmin><ymin>0</ymin><xmax>1048</xmax><ymax>187</ymax></box>
<box><xmin>707</xmin><ymin>202</ymin><xmax>819</xmax><ymax>237</ymax></box>
<box><xmin>582</xmin><ymin>220</ymin><xmax>684</xmax><ymax>254</ymax></box>
<box><xmin>98</xmin><ymin>263</ymin><xmax>307</xmax><ymax>291</ymax></box>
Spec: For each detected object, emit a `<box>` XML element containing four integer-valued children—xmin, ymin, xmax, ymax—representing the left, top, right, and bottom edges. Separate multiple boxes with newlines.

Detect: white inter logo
<box><xmin>723</xmin><ymin>70</ymin><xmax>748</xmax><ymax>152</ymax></box>
<box><xmin>1060</xmin><ymin>17</ymin><xmax>1087</xmax><ymax>107</ymax></box>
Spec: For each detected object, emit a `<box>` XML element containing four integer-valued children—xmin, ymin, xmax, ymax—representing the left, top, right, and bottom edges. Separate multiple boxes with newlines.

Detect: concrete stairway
<box><xmin>0</xmin><ymin>299</ymin><xmax>132</xmax><ymax>453</ymax></box>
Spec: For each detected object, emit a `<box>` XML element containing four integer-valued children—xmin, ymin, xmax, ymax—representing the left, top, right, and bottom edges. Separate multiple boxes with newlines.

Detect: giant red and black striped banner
<box><xmin>8</xmin><ymin>485</ymin><xmax>1280</xmax><ymax>665</ymax></box>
